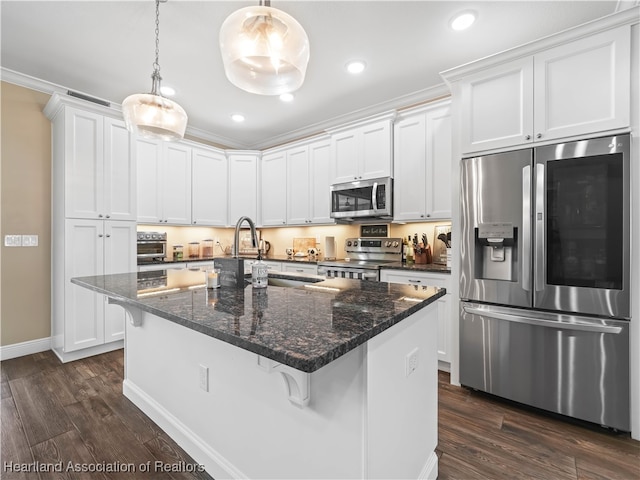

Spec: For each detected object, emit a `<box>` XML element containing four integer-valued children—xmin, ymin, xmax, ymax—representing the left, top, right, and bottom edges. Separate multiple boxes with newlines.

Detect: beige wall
<box><xmin>1</xmin><ymin>82</ymin><xmax>52</xmax><ymax>346</ymax></box>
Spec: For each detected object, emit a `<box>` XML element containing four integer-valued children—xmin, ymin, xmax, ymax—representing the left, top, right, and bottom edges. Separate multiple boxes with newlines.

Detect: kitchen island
<box><xmin>72</xmin><ymin>269</ymin><xmax>445</xmax><ymax>480</ymax></box>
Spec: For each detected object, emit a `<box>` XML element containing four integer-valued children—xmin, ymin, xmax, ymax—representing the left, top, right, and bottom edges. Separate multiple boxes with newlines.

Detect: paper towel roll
<box><xmin>325</xmin><ymin>236</ymin><xmax>336</xmax><ymax>260</ymax></box>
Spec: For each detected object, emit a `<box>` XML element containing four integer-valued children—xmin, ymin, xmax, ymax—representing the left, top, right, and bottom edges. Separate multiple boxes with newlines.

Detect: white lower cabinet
<box><xmin>380</xmin><ymin>269</ymin><xmax>451</xmax><ymax>365</ymax></box>
<box><xmin>243</xmin><ymin>260</ymin><xmax>283</xmax><ymax>275</ymax></box>
<box><xmin>54</xmin><ymin>219</ymin><xmax>136</xmax><ymax>361</ymax></box>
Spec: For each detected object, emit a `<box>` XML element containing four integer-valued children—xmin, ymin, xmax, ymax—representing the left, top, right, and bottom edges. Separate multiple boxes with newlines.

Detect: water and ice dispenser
<box><xmin>475</xmin><ymin>223</ymin><xmax>517</xmax><ymax>281</ymax></box>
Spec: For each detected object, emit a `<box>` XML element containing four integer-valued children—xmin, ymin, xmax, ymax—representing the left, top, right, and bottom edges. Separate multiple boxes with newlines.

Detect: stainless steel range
<box><xmin>317</xmin><ymin>237</ymin><xmax>402</xmax><ymax>281</ymax></box>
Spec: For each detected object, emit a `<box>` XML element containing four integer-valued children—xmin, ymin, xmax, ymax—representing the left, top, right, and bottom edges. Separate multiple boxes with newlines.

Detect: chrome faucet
<box><xmin>232</xmin><ymin>216</ymin><xmax>259</xmax><ymax>258</ymax></box>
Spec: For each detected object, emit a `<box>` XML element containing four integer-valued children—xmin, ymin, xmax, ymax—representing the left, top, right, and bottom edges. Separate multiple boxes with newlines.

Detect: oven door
<box><xmin>317</xmin><ymin>265</ymin><xmax>379</xmax><ymax>281</ymax></box>
<box><xmin>533</xmin><ymin>135</ymin><xmax>630</xmax><ymax>319</ymax></box>
<box><xmin>137</xmin><ymin>240</ymin><xmax>167</xmax><ymax>260</ymax></box>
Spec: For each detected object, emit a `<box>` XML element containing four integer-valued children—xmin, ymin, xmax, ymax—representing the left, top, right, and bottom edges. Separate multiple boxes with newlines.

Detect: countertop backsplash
<box><xmin>136</xmin><ymin>221</ymin><xmax>452</xmax><ymax>263</ymax></box>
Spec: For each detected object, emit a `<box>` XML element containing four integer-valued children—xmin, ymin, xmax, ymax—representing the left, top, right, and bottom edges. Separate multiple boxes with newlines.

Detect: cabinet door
<box><xmin>103</xmin><ymin>220</ymin><xmax>136</xmax><ymax>342</ymax></box>
<box><xmin>460</xmin><ymin>57</ymin><xmax>534</xmax><ymax>154</ymax></box>
<box><xmin>261</xmin><ymin>151</ymin><xmax>288</xmax><ymax>226</ymax></box>
<box><xmin>65</xmin><ymin>108</ymin><xmax>104</xmax><ymax>219</ymax></box>
<box><xmin>332</xmin><ymin>130</ymin><xmax>359</xmax><ymax>183</ymax></box>
<box><xmin>308</xmin><ymin>139</ymin><xmax>333</xmax><ymax>224</ymax></box>
<box><xmin>136</xmin><ymin>138</ymin><xmax>163</xmax><ymax>223</ymax></box>
<box><xmin>393</xmin><ymin>114</ymin><xmax>427</xmax><ymax>221</ymax></box>
<box><xmin>360</xmin><ymin>120</ymin><xmax>392</xmax><ymax>180</ymax></box>
<box><xmin>104</xmin><ymin>118</ymin><xmax>136</xmax><ymax>221</ymax></box>
<box><xmin>192</xmin><ymin>148</ymin><xmax>228</xmax><ymax>226</ymax></box>
<box><xmin>229</xmin><ymin>153</ymin><xmax>258</xmax><ymax>223</ymax></box>
<box><xmin>286</xmin><ymin>146</ymin><xmax>310</xmax><ymax>225</ymax></box>
<box><xmin>425</xmin><ymin>106</ymin><xmax>452</xmax><ymax>219</ymax></box>
<box><xmin>64</xmin><ymin>219</ymin><xmax>105</xmax><ymax>351</ymax></box>
<box><xmin>436</xmin><ymin>295</ymin><xmax>451</xmax><ymax>363</ymax></box>
<box><xmin>534</xmin><ymin>27</ymin><xmax>630</xmax><ymax>142</ymax></box>
<box><xmin>162</xmin><ymin>143</ymin><xmax>192</xmax><ymax>225</ymax></box>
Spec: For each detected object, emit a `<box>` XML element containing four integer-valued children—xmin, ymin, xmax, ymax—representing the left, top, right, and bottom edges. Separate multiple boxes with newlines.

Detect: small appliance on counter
<box><xmin>136</xmin><ymin>231</ymin><xmax>167</xmax><ymax>263</ymax></box>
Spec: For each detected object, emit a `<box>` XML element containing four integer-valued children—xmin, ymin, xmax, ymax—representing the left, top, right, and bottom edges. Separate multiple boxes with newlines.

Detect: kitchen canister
<box><xmin>188</xmin><ymin>242</ymin><xmax>200</xmax><ymax>258</ymax></box>
<box><xmin>173</xmin><ymin>245</ymin><xmax>184</xmax><ymax>261</ymax></box>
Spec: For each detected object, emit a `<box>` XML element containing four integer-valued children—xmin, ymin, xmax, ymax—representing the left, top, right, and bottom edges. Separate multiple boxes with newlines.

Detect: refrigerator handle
<box><xmin>463</xmin><ymin>304</ymin><xmax>623</xmax><ymax>334</ymax></box>
<box><xmin>522</xmin><ymin>165</ymin><xmax>531</xmax><ymax>292</ymax></box>
<box><xmin>535</xmin><ymin>163</ymin><xmax>545</xmax><ymax>292</ymax></box>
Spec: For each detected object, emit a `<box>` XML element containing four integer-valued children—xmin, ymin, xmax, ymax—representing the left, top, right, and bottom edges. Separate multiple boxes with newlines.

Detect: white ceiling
<box><xmin>1</xmin><ymin>1</ymin><xmax>621</xmax><ymax>149</ymax></box>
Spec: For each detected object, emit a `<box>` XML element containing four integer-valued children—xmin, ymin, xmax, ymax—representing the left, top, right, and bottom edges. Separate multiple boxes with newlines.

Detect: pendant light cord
<box><xmin>153</xmin><ymin>0</ymin><xmax>161</xmax><ymax>75</ymax></box>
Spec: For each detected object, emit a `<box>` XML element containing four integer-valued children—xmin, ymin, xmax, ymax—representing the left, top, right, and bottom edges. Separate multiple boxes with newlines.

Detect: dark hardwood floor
<box><xmin>2</xmin><ymin>350</ymin><xmax>639</xmax><ymax>479</ymax></box>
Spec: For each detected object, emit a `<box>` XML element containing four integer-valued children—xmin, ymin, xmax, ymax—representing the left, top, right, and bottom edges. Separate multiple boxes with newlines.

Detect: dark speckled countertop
<box><xmin>72</xmin><ymin>270</ymin><xmax>445</xmax><ymax>373</ymax></box>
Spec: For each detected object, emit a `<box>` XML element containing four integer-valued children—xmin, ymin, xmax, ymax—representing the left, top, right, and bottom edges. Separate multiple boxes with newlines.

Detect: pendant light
<box><xmin>219</xmin><ymin>0</ymin><xmax>310</xmax><ymax>95</ymax></box>
<box><xmin>122</xmin><ymin>0</ymin><xmax>187</xmax><ymax>141</ymax></box>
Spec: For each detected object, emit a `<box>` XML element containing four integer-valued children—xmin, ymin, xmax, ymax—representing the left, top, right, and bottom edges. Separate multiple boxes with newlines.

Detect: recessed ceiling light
<box><xmin>279</xmin><ymin>93</ymin><xmax>294</xmax><ymax>102</ymax></box>
<box><xmin>160</xmin><ymin>85</ymin><xmax>176</xmax><ymax>96</ymax></box>
<box><xmin>346</xmin><ymin>60</ymin><xmax>366</xmax><ymax>75</ymax></box>
<box><xmin>450</xmin><ymin>11</ymin><xmax>476</xmax><ymax>31</ymax></box>
<box><xmin>231</xmin><ymin>114</ymin><xmax>245</xmax><ymax>123</ymax></box>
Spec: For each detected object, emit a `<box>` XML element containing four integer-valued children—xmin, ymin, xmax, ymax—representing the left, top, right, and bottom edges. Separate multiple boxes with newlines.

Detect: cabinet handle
<box><xmin>525</xmin><ymin>135</ymin><xmax>531</xmax><ymax>141</ymax></box>
<box><xmin>106</xmin><ymin>234</ymin><xmax>111</xmax><ymax>238</ymax></box>
<box><xmin>98</xmin><ymin>214</ymin><xmax>103</xmax><ymax>218</ymax></box>
<box><xmin>105</xmin><ymin>215</ymin><xmax>110</xmax><ymax>219</ymax></box>
<box><xmin>408</xmin><ymin>279</ymin><xmax>421</xmax><ymax>283</ymax></box>
<box><xmin>536</xmin><ymin>133</ymin><xmax>542</xmax><ymax>139</ymax></box>
<box><xmin>98</xmin><ymin>234</ymin><xmax>104</xmax><ymax>238</ymax></box>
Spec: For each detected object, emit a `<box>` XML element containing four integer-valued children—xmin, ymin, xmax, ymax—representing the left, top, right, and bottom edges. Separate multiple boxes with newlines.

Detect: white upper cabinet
<box><xmin>228</xmin><ymin>152</ymin><xmax>258</xmax><ymax>224</ymax></box>
<box><xmin>60</xmin><ymin>108</ymin><xmax>136</xmax><ymax>220</ymax></box>
<box><xmin>394</xmin><ymin>101</ymin><xmax>452</xmax><ymax>221</ymax></box>
<box><xmin>330</xmin><ymin>115</ymin><xmax>394</xmax><ymax>184</ymax></box>
<box><xmin>459</xmin><ymin>26</ymin><xmax>630</xmax><ymax>154</ymax></box>
<box><xmin>286</xmin><ymin>145</ymin><xmax>309</xmax><ymax>225</ymax></box>
<box><xmin>191</xmin><ymin>147</ymin><xmax>228</xmax><ymax>226</ymax></box>
<box><xmin>307</xmin><ymin>139</ymin><xmax>333</xmax><ymax>224</ymax></box>
<box><xmin>261</xmin><ymin>150</ymin><xmax>288</xmax><ymax>226</ymax></box>
<box><xmin>136</xmin><ymin>139</ymin><xmax>192</xmax><ymax>225</ymax></box>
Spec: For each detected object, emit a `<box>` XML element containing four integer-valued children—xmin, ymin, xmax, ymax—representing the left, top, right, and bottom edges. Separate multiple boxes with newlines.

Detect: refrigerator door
<box><xmin>460</xmin><ymin>149</ymin><xmax>533</xmax><ymax>307</ymax></box>
<box><xmin>460</xmin><ymin>302</ymin><xmax>630</xmax><ymax>431</ymax></box>
<box><xmin>534</xmin><ymin>135</ymin><xmax>630</xmax><ymax>319</ymax></box>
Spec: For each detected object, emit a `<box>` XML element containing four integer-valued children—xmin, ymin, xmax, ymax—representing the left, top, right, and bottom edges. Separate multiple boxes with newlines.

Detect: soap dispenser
<box><xmin>252</xmin><ymin>251</ymin><xmax>268</xmax><ymax>288</ymax></box>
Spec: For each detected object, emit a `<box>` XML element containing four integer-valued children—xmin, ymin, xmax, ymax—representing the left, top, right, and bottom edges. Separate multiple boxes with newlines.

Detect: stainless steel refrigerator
<box><xmin>459</xmin><ymin>134</ymin><xmax>630</xmax><ymax>431</ymax></box>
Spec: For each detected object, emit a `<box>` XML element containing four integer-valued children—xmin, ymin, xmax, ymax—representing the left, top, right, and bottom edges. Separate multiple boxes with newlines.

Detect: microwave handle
<box><xmin>371</xmin><ymin>181</ymin><xmax>378</xmax><ymax>211</ymax></box>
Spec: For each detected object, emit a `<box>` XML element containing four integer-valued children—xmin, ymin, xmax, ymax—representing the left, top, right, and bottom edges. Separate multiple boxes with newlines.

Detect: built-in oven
<box><xmin>137</xmin><ymin>231</ymin><xmax>167</xmax><ymax>263</ymax></box>
<box><xmin>318</xmin><ymin>237</ymin><xmax>402</xmax><ymax>281</ymax></box>
<box><xmin>330</xmin><ymin>177</ymin><xmax>393</xmax><ymax>220</ymax></box>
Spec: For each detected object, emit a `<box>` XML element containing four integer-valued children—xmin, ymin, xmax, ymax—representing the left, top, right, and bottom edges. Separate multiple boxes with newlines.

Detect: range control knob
<box><xmin>346</xmin><ymin>241</ymin><xmax>352</xmax><ymax>247</ymax></box>
<box><xmin>145</xmin><ymin>234</ymin><xmax>151</xmax><ymax>240</ymax></box>
<box><xmin>392</xmin><ymin>241</ymin><xmax>399</xmax><ymax>248</ymax></box>
<box><xmin>353</xmin><ymin>241</ymin><xmax>358</xmax><ymax>247</ymax></box>
<box><xmin>385</xmin><ymin>241</ymin><xmax>391</xmax><ymax>247</ymax></box>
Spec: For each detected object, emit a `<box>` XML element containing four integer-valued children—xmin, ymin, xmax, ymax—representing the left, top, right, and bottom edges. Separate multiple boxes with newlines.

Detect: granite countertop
<box><xmin>380</xmin><ymin>262</ymin><xmax>451</xmax><ymax>274</ymax></box>
<box><xmin>72</xmin><ymin>270</ymin><xmax>445</xmax><ymax>373</ymax></box>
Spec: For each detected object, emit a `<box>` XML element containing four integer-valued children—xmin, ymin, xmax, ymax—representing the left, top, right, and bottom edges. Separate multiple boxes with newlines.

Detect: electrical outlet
<box><xmin>199</xmin><ymin>364</ymin><xmax>209</xmax><ymax>392</ymax></box>
<box><xmin>4</xmin><ymin>235</ymin><xmax>22</xmax><ymax>247</ymax></box>
<box><xmin>22</xmin><ymin>235</ymin><xmax>38</xmax><ymax>247</ymax></box>
<box><xmin>405</xmin><ymin>348</ymin><xmax>419</xmax><ymax>377</ymax></box>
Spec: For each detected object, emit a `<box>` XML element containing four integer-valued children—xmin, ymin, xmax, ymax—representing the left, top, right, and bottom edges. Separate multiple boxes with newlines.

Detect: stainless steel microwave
<box><xmin>330</xmin><ymin>177</ymin><xmax>393</xmax><ymax>220</ymax></box>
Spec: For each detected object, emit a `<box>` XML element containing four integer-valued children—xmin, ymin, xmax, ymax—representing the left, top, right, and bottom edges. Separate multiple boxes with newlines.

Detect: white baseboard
<box><xmin>418</xmin><ymin>451</ymin><xmax>439</xmax><ymax>480</ymax></box>
<box><xmin>51</xmin><ymin>341</ymin><xmax>123</xmax><ymax>363</ymax></box>
<box><xmin>123</xmin><ymin>379</ymin><xmax>247</xmax><ymax>480</ymax></box>
<box><xmin>0</xmin><ymin>337</ymin><xmax>51</xmax><ymax>361</ymax></box>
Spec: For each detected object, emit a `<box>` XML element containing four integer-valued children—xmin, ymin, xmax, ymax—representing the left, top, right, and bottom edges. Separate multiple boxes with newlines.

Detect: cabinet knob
<box><xmin>98</xmin><ymin>234</ymin><xmax>103</xmax><ymax>238</ymax></box>
<box><xmin>420</xmin><ymin>214</ymin><xmax>424</xmax><ymax>218</ymax></box>
<box><xmin>98</xmin><ymin>214</ymin><xmax>103</xmax><ymax>218</ymax></box>
<box><xmin>536</xmin><ymin>133</ymin><xmax>542</xmax><ymax>139</ymax></box>
<box><xmin>105</xmin><ymin>215</ymin><xmax>110</xmax><ymax>219</ymax></box>
<box><xmin>193</xmin><ymin>221</ymin><xmax>197</xmax><ymax>224</ymax></box>
<box><xmin>106</xmin><ymin>234</ymin><xmax>111</xmax><ymax>238</ymax></box>
<box><xmin>426</xmin><ymin>214</ymin><xmax>431</xmax><ymax>217</ymax></box>
<box><xmin>525</xmin><ymin>135</ymin><xmax>531</xmax><ymax>141</ymax></box>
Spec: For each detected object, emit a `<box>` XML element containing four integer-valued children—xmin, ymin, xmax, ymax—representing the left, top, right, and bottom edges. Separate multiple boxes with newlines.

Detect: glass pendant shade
<box><xmin>122</xmin><ymin>90</ymin><xmax>187</xmax><ymax>142</ymax></box>
<box><xmin>220</xmin><ymin>5</ymin><xmax>310</xmax><ymax>95</ymax></box>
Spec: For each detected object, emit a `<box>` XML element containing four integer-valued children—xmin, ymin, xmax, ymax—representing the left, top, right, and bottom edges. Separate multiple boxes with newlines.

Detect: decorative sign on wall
<box><xmin>360</xmin><ymin>225</ymin><xmax>388</xmax><ymax>238</ymax></box>
<box><xmin>433</xmin><ymin>224</ymin><xmax>452</xmax><ymax>265</ymax></box>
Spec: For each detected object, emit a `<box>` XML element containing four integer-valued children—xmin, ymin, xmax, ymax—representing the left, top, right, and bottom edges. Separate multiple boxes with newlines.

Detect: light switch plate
<box><xmin>4</xmin><ymin>235</ymin><xmax>22</xmax><ymax>247</ymax></box>
<box><xmin>22</xmin><ymin>235</ymin><xmax>38</xmax><ymax>247</ymax></box>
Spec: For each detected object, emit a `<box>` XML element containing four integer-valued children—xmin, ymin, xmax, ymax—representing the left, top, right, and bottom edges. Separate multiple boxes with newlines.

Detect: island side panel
<box><xmin>366</xmin><ymin>304</ymin><xmax>439</xmax><ymax>480</ymax></box>
<box><xmin>123</xmin><ymin>308</ymin><xmax>369</xmax><ymax>479</ymax></box>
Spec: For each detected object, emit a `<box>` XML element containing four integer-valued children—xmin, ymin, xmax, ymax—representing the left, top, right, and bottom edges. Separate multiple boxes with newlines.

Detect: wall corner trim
<box><xmin>0</xmin><ymin>337</ymin><xmax>51</xmax><ymax>361</ymax></box>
